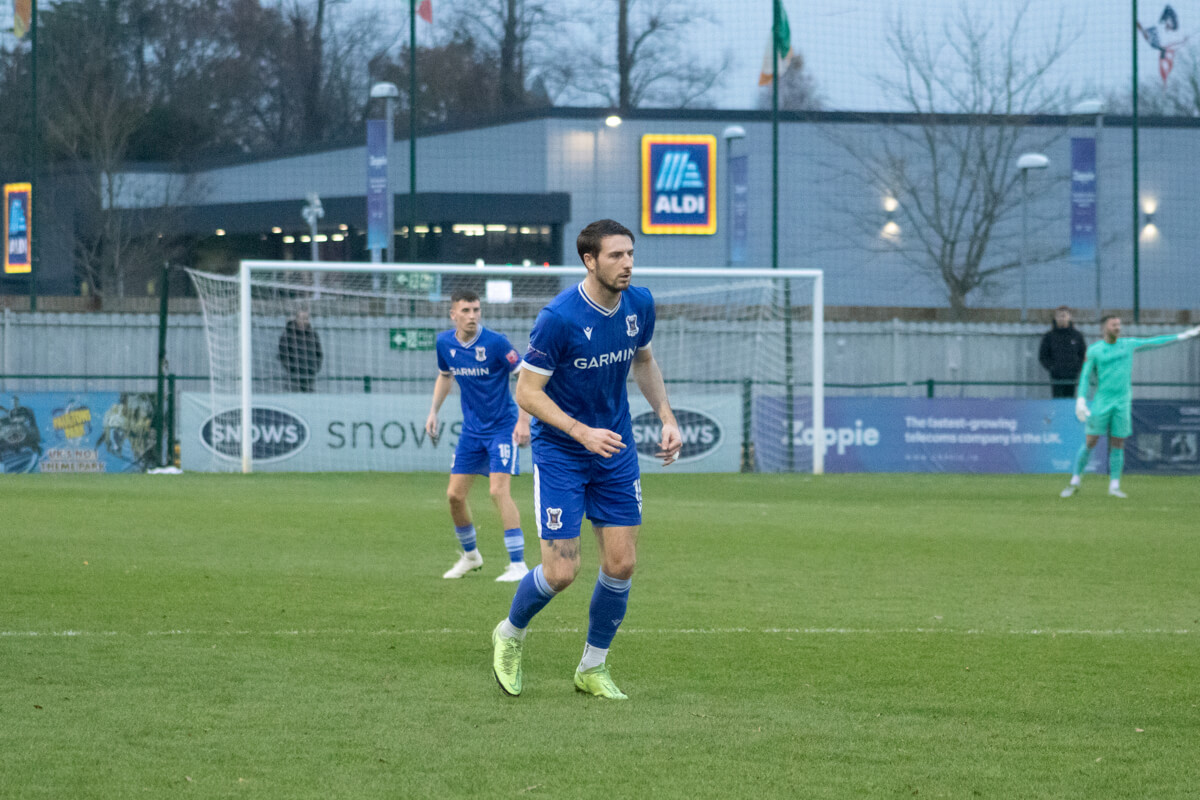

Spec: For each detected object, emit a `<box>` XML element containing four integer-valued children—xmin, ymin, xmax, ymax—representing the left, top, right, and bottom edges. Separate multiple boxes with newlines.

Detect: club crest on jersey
<box><xmin>545</xmin><ymin>507</ymin><xmax>563</xmax><ymax>531</ymax></box>
<box><xmin>626</xmin><ymin>315</ymin><xmax>639</xmax><ymax>337</ymax></box>
<box><xmin>475</xmin><ymin>346</ymin><xmax>487</xmax><ymax>362</ymax></box>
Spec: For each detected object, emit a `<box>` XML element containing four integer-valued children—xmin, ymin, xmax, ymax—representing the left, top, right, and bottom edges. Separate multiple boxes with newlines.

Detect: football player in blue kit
<box><xmin>426</xmin><ymin>290</ymin><xmax>531</xmax><ymax>582</ymax></box>
<box><xmin>491</xmin><ymin>219</ymin><xmax>682</xmax><ymax>700</ymax></box>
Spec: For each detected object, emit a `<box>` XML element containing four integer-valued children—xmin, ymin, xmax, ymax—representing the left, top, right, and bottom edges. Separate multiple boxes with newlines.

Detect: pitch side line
<box><xmin>1</xmin><ymin>627</ymin><xmax>1194</xmax><ymax>638</ymax></box>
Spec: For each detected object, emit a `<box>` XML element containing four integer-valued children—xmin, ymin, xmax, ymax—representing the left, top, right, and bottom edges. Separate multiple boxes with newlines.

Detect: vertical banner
<box><xmin>1069</xmin><ymin>137</ymin><xmax>1097</xmax><ymax>264</ymax></box>
<box><xmin>641</xmin><ymin>134</ymin><xmax>717</xmax><ymax>235</ymax></box>
<box><xmin>365</xmin><ymin>119</ymin><xmax>388</xmax><ymax>253</ymax></box>
<box><xmin>4</xmin><ymin>182</ymin><xmax>32</xmax><ymax>275</ymax></box>
<box><xmin>729</xmin><ymin>154</ymin><xmax>749</xmax><ymax>265</ymax></box>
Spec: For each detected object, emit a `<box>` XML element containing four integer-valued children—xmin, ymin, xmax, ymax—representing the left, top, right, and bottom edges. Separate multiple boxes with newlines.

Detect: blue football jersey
<box><xmin>521</xmin><ymin>282</ymin><xmax>655</xmax><ymax>449</ymax></box>
<box><xmin>435</xmin><ymin>327</ymin><xmax>521</xmax><ymax>436</ymax></box>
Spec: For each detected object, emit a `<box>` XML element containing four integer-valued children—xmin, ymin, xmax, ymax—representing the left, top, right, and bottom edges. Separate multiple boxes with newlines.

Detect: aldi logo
<box><xmin>4</xmin><ymin>182</ymin><xmax>32</xmax><ymax>274</ymax></box>
<box><xmin>641</xmin><ymin>134</ymin><xmax>716</xmax><ymax>235</ymax></box>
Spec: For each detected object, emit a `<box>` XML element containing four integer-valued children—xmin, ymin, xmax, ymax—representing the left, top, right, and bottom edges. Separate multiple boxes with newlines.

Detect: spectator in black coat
<box><xmin>278</xmin><ymin>310</ymin><xmax>323</xmax><ymax>392</ymax></box>
<box><xmin>1038</xmin><ymin>306</ymin><xmax>1087</xmax><ymax>398</ymax></box>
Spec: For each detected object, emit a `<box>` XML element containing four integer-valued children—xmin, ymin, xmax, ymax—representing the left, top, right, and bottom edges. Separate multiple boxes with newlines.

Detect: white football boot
<box><xmin>442</xmin><ymin>549</ymin><xmax>484</xmax><ymax>579</ymax></box>
<box><xmin>495</xmin><ymin>561</ymin><xmax>530</xmax><ymax>583</ymax></box>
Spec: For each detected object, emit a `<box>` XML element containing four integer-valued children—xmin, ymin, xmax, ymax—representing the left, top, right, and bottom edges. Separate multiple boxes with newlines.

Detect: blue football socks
<box><xmin>454</xmin><ymin>524</ymin><xmax>477</xmax><ymax>553</ymax></box>
<box><xmin>586</xmin><ymin>569</ymin><xmax>631</xmax><ymax>650</ymax></box>
<box><xmin>503</xmin><ymin>528</ymin><xmax>525</xmax><ymax>563</ymax></box>
<box><xmin>507</xmin><ymin>564</ymin><xmax>557</xmax><ymax>630</ymax></box>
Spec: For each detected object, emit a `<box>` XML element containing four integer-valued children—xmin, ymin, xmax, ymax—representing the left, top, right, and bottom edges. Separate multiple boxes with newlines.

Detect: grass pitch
<box><xmin>2</xmin><ymin>472</ymin><xmax>1198</xmax><ymax>799</ymax></box>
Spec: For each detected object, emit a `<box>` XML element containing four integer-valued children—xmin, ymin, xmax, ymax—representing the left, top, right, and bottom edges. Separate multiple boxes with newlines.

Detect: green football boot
<box><xmin>491</xmin><ymin>622</ymin><xmax>523</xmax><ymax>696</ymax></box>
<box><xmin>573</xmin><ymin>664</ymin><xmax>628</xmax><ymax>700</ymax></box>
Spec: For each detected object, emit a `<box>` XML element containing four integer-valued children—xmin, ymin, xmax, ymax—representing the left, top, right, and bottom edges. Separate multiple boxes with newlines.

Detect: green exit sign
<box><xmin>390</xmin><ymin>327</ymin><xmax>437</xmax><ymax>351</ymax></box>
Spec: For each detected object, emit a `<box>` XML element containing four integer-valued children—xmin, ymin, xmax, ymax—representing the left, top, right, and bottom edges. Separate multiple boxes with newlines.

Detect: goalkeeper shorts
<box><xmin>1085</xmin><ymin>403</ymin><xmax>1133</xmax><ymax>439</ymax></box>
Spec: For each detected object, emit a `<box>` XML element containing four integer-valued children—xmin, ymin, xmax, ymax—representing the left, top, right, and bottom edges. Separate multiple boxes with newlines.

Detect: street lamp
<box><xmin>1016</xmin><ymin>152</ymin><xmax>1049</xmax><ymax>322</ymax></box>
<box><xmin>302</xmin><ymin>192</ymin><xmax>324</xmax><ymax>298</ymax></box>
<box><xmin>723</xmin><ymin>125</ymin><xmax>747</xmax><ymax>266</ymax></box>
<box><xmin>1072</xmin><ymin>99</ymin><xmax>1105</xmax><ymax>321</ymax></box>
<box><xmin>370</xmin><ymin>82</ymin><xmax>399</xmax><ymax>264</ymax></box>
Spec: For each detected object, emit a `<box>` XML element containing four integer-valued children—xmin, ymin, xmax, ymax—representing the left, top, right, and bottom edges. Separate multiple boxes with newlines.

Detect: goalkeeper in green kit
<box><xmin>1061</xmin><ymin>315</ymin><xmax>1200</xmax><ymax>498</ymax></box>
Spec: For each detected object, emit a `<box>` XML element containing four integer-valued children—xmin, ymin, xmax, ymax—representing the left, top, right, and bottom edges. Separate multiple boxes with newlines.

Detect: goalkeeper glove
<box><xmin>1075</xmin><ymin>396</ymin><xmax>1090</xmax><ymax>423</ymax></box>
<box><xmin>1178</xmin><ymin>325</ymin><xmax>1200</xmax><ymax>341</ymax></box>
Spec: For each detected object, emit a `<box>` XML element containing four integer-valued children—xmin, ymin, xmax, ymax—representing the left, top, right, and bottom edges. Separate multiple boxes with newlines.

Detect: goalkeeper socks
<box><xmin>454</xmin><ymin>524</ymin><xmax>478</xmax><ymax>553</ymax></box>
<box><xmin>1072</xmin><ymin>443</ymin><xmax>1093</xmax><ymax>478</ymax></box>
<box><xmin>1109</xmin><ymin>448</ymin><xmax>1125</xmax><ymax>483</ymax></box>
<box><xmin>508</xmin><ymin>564</ymin><xmax>556</xmax><ymax>629</ymax></box>
<box><xmin>585</xmin><ymin>570</ymin><xmax>631</xmax><ymax>650</ymax></box>
<box><xmin>503</xmin><ymin>528</ymin><xmax>525</xmax><ymax>563</ymax></box>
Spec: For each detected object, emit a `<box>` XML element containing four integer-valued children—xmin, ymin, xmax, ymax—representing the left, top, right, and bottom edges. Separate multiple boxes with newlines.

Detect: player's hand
<box><xmin>1178</xmin><ymin>325</ymin><xmax>1200</xmax><ymax>341</ymax></box>
<box><xmin>424</xmin><ymin>411</ymin><xmax>439</xmax><ymax>441</ymax></box>
<box><xmin>656</xmin><ymin>421</ymin><xmax>682</xmax><ymax>466</ymax></box>
<box><xmin>573</xmin><ymin>423</ymin><xmax>625</xmax><ymax>458</ymax></box>
<box><xmin>513</xmin><ymin>419</ymin><xmax>530</xmax><ymax>447</ymax></box>
<box><xmin>1074</xmin><ymin>397</ymin><xmax>1090</xmax><ymax>423</ymax></box>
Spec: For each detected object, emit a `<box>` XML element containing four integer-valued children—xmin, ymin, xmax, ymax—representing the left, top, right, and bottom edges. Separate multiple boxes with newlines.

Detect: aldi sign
<box><xmin>641</xmin><ymin>134</ymin><xmax>716</xmax><ymax>235</ymax></box>
<box><xmin>4</xmin><ymin>182</ymin><xmax>31</xmax><ymax>274</ymax></box>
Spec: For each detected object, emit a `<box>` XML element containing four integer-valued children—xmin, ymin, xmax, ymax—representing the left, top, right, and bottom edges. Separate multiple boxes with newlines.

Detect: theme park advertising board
<box><xmin>0</xmin><ymin>392</ymin><xmax>158</xmax><ymax>474</ymax></box>
<box><xmin>753</xmin><ymin>397</ymin><xmax>1200</xmax><ymax>475</ymax></box>
<box><xmin>180</xmin><ymin>393</ymin><xmax>742</xmax><ymax>473</ymax></box>
<box><xmin>641</xmin><ymin>134</ymin><xmax>717</xmax><ymax>235</ymax></box>
<box><xmin>4</xmin><ymin>182</ymin><xmax>32</xmax><ymax>274</ymax></box>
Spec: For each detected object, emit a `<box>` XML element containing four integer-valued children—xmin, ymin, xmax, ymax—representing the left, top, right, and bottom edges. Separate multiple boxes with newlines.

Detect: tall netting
<box><xmin>185</xmin><ymin>263</ymin><xmax>823</xmax><ymax>474</ymax></box>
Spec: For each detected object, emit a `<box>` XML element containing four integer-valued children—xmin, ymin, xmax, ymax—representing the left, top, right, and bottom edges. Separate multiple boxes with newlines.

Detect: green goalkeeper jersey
<box><xmin>1076</xmin><ymin>334</ymin><xmax>1178</xmax><ymax>408</ymax></box>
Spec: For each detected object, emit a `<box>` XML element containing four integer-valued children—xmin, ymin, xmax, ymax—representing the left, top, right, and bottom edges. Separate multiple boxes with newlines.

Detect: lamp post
<box><xmin>370</xmin><ymin>82</ymin><xmax>399</xmax><ymax>264</ymax></box>
<box><xmin>1072</xmin><ymin>99</ymin><xmax>1105</xmax><ymax>321</ymax></box>
<box><xmin>1016</xmin><ymin>152</ymin><xmax>1049</xmax><ymax>322</ymax></box>
<box><xmin>722</xmin><ymin>125</ymin><xmax>746</xmax><ymax>266</ymax></box>
<box><xmin>302</xmin><ymin>192</ymin><xmax>324</xmax><ymax>298</ymax></box>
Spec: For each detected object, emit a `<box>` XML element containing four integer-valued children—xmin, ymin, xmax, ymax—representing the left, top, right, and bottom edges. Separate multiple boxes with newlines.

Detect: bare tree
<box><xmin>756</xmin><ymin>53</ymin><xmax>824</xmax><ymax>111</ymax></box>
<box><xmin>445</xmin><ymin>0</ymin><xmax>555</xmax><ymax>109</ymax></box>
<box><xmin>544</xmin><ymin>0</ymin><xmax>730</xmax><ymax>109</ymax></box>
<box><xmin>833</xmin><ymin>2</ymin><xmax>1076</xmax><ymax>318</ymax></box>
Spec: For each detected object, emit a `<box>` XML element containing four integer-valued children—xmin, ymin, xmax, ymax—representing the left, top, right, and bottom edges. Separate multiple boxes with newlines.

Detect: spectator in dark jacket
<box><xmin>1038</xmin><ymin>306</ymin><xmax>1087</xmax><ymax>398</ymax></box>
<box><xmin>278</xmin><ymin>310</ymin><xmax>323</xmax><ymax>392</ymax></box>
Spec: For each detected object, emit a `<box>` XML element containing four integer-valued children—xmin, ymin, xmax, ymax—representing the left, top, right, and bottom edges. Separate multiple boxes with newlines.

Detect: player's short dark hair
<box><xmin>450</xmin><ymin>289</ymin><xmax>480</xmax><ymax>305</ymax></box>
<box><xmin>577</xmin><ymin>219</ymin><xmax>634</xmax><ymax>264</ymax></box>
<box><xmin>1101</xmin><ymin>313</ymin><xmax>1121</xmax><ymax>325</ymax></box>
<box><xmin>1055</xmin><ymin>305</ymin><xmax>1071</xmax><ymax>313</ymax></box>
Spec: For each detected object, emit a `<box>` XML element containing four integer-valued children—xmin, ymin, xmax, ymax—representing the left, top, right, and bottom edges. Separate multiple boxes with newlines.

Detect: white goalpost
<box><xmin>186</xmin><ymin>260</ymin><xmax>825</xmax><ymax>475</ymax></box>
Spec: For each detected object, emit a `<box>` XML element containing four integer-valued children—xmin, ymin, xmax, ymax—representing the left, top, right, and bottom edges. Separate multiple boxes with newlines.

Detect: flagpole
<box><xmin>408</xmin><ymin>0</ymin><xmax>418</xmax><ymax>262</ymax></box>
<box><xmin>772</xmin><ymin>0</ymin><xmax>795</xmax><ymax>473</ymax></box>
<box><xmin>29</xmin><ymin>0</ymin><xmax>39</xmax><ymax>311</ymax></box>
<box><xmin>1131</xmin><ymin>0</ymin><xmax>1141</xmax><ymax>323</ymax></box>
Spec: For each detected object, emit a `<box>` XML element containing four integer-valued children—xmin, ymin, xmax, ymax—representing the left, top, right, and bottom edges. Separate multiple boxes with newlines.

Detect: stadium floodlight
<box><xmin>186</xmin><ymin>261</ymin><xmax>826</xmax><ymax>476</ymax></box>
<box><xmin>1016</xmin><ymin>153</ymin><xmax>1049</xmax><ymax>322</ymax></box>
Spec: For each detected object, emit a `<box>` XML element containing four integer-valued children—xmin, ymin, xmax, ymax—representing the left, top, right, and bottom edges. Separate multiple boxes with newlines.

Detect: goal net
<box><xmin>185</xmin><ymin>262</ymin><xmax>824</xmax><ymax>474</ymax></box>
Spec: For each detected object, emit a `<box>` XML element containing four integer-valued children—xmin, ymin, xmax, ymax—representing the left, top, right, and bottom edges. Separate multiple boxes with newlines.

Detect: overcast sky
<box><xmin>5</xmin><ymin>0</ymin><xmax>1195</xmax><ymax>112</ymax></box>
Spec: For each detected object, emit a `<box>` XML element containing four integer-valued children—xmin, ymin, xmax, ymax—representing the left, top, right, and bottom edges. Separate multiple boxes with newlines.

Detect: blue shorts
<box><xmin>451</xmin><ymin>430</ymin><xmax>519</xmax><ymax>476</ymax></box>
<box><xmin>532</xmin><ymin>440</ymin><xmax>642</xmax><ymax>539</ymax></box>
